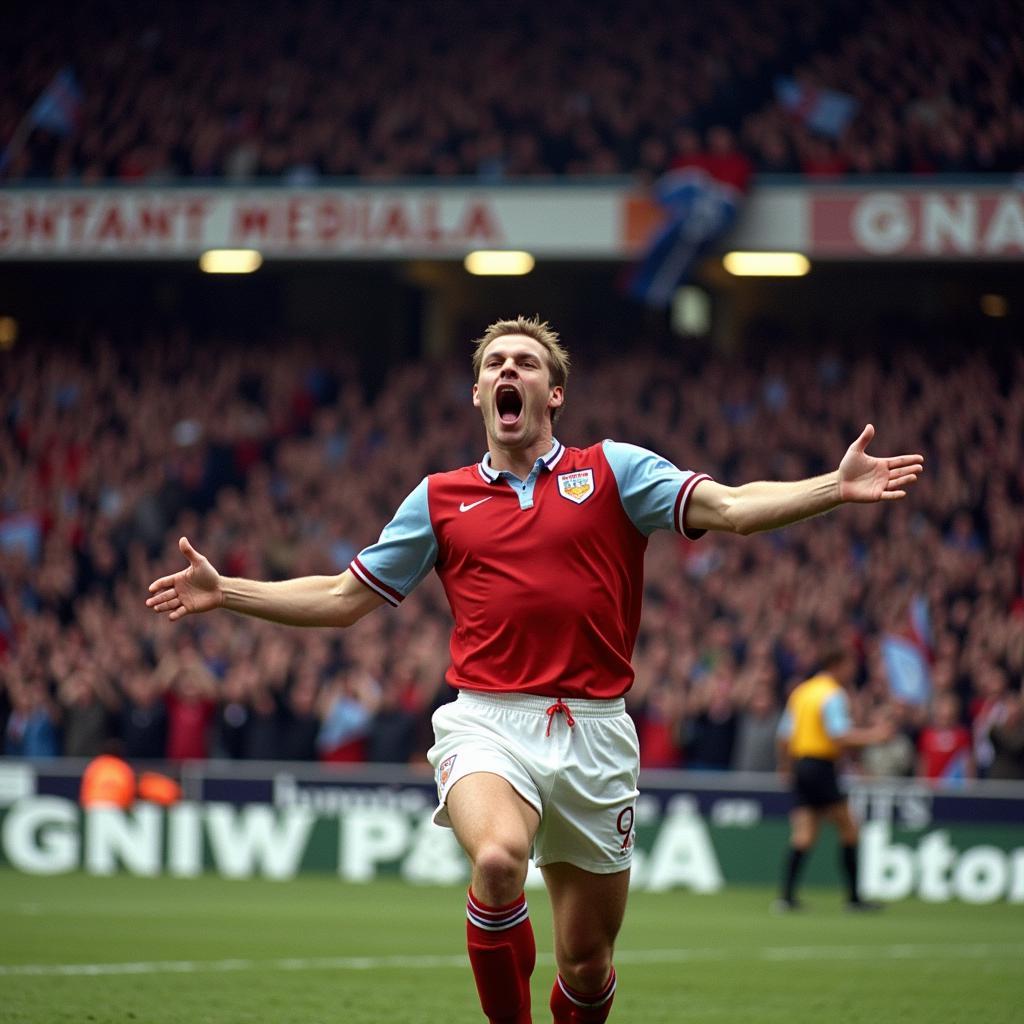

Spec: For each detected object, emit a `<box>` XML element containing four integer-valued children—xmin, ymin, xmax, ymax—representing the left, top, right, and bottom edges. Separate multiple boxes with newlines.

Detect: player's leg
<box><xmin>531</xmin><ymin>698</ymin><xmax>638</xmax><ymax>1020</ymax></box>
<box><xmin>543</xmin><ymin>862</ymin><xmax>629</xmax><ymax>1023</ymax></box>
<box><xmin>825</xmin><ymin>799</ymin><xmax>878</xmax><ymax>909</ymax></box>
<box><xmin>447</xmin><ymin>772</ymin><xmax>541</xmax><ymax>1024</ymax></box>
<box><xmin>448</xmin><ymin>770</ymin><xmax>540</xmax><ymax>903</ymax></box>
<box><xmin>778</xmin><ymin>805</ymin><xmax>821</xmax><ymax>908</ymax></box>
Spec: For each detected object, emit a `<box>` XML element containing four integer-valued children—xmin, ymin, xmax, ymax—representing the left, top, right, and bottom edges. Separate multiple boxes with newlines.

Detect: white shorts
<box><xmin>427</xmin><ymin>690</ymin><xmax>640</xmax><ymax>874</ymax></box>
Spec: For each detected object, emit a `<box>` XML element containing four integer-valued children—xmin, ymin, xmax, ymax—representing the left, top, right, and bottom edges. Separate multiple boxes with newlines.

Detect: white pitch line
<box><xmin>2</xmin><ymin>943</ymin><xmax>1023</xmax><ymax>979</ymax></box>
<box><xmin>756</xmin><ymin>942</ymin><xmax>1024</xmax><ymax>962</ymax></box>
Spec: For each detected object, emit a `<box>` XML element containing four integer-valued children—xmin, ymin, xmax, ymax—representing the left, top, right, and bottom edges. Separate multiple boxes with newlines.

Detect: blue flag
<box><xmin>881</xmin><ymin>634</ymin><xmax>932</xmax><ymax>706</ymax></box>
<box><xmin>775</xmin><ymin>77</ymin><xmax>857</xmax><ymax>139</ymax></box>
<box><xmin>0</xmin><ymin>67</ymin><xmax>83</xmax><ymax>173</ymax></box>
<box><xmin>629</xmin><ymin>168</ymin><xmax>741</xmax><ymax>308</ymax></box>
<box><xmin>30</xmin><ymin>68</ymin><xmax>83</xmax><ymax>136</ymax></box>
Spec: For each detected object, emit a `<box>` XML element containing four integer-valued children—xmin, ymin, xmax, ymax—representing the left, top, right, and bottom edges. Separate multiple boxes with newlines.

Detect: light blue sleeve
<box><xmin>822</xmin><ymin>692</ymin><xmax>852</xmax><ymax>738</ymax></box>
<box><xmin>776</xmin><ymin>710</ymin><xmax>794</xmax><ymax>741</ymax></box>
<box><xmin>350</xmin><ymin>477</ymin><xmax>437</xmax><ymax>605</ymax></box>
<box><xmin>602</xmin><ymin>439</ymin><xmax>710</xmax><ymax>538</ymax></box>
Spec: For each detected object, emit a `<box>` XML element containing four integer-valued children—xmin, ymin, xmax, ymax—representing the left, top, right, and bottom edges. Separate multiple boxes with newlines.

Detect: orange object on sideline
<box><xmin>137</xmin><ymin>772</ymin><xmax>182</xmax><ymax>806</ymax></box>
<box><xmin>80</xmin><ymin>754</ymin><xmax>136</xmax><ymax>809</ymax></box>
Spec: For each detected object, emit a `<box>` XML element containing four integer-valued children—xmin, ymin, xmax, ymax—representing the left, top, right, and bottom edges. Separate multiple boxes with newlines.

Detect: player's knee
<box><xmin>472</xmin><ymin>843</ymin><xmax>529</xmax><ymax>902</ymax></box>
<box><xmin>558</xmin><ymin>949</ymin><xmax>613</xmax><ymax>994</ymax></box>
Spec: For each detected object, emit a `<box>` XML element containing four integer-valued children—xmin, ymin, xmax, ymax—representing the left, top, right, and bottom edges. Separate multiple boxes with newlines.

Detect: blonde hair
<box><xmin>471</xmin><ymin>316</ymin><xmax>571</xmax><ymax>424</ymax></box>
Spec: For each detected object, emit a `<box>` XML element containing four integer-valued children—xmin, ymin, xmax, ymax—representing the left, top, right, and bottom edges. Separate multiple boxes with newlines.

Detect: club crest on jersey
<box><xmin>557</xmin><ymin>468</ymin><xmax>595</xmax><ymax>504</ymax></box>
<box><xmin>438</xmin><ymin>754</ymin><xmax>457</xmax><ymax>792</ymax></box>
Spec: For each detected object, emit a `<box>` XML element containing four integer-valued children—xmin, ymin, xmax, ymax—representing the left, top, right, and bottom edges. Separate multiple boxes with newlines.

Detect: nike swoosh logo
<box><xmin>459</xmin><ymin>497</ymin><xmax>494</xmax><ymax>513</ymax></box>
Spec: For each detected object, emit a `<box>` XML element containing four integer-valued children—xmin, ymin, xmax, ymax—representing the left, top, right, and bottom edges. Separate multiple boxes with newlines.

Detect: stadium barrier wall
<box><xmin>1</xmin><ymin>760</ymin><xmax>1021</xmax><ymax>903</ymax></box>
<box><xmin>1</xmin><ymin>182</ymin><xmax>1022</xmax><ymax>259</ymax></box>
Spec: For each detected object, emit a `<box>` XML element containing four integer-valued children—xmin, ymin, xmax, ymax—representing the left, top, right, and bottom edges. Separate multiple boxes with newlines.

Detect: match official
<box><xmin>776</xmin><ymin>648</ymin><xmax>891</xmax><ymax>911</ymax></box>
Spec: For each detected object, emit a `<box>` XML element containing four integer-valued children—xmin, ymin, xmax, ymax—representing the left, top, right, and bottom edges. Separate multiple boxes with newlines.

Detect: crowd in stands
<box><xmin>740</xmin><ymin>0</ymin><xmax>1024</xmax><ymax>175</ymax></box>
<box><xmin>2</xmin><ymin>325</ymin><xmax>1022</xmax><ymax>784</ymax></box>
<box><xmin>2</xmin><ymin>0</ymin><xmax>1022</xmax><ymax>182</ymax></box>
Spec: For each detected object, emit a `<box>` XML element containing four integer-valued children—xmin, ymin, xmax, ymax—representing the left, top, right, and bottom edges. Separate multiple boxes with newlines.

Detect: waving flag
<box><xmin>775</xmin><ymin>77</ymin><xmax>857</xmax><ymax>139</ymax></box>
<box><xmin>0</xmin><ymin>67</ymin><xmax>83</xmax><ymax>173</ymax></box>
<box><xmin>881</xmin><ymin>634</ymin><xmax>932</xmax><ymax>706</ymax></box>
<box><xmin>628</xmin><ymin>168</ymin><xmax>742</xmax><ymax>308</ymax></box>
<box><xmin>29</xmin><ymin>68</ymin><xmax>83</xmax><ymax>136</ymax></box>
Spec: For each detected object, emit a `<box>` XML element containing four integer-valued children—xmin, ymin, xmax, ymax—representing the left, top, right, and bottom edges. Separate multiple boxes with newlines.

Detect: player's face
<box><xmin>473</xmin><ymin>335</ymin><xmax>563</xmax><ymax>449</ymax></box>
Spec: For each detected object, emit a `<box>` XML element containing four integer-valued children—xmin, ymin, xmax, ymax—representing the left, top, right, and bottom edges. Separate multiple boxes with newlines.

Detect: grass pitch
<box><xmin>1</xmin><ymin>871</ymin><xmax>1020</xmax><ymax>1023</ymax></box>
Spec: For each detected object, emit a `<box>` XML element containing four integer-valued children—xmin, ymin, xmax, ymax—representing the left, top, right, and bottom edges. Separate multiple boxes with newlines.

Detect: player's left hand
<box><xmin>838</xmin><ymin>424</ymin><xmax>924</xmax><ymax>503</ymax></box>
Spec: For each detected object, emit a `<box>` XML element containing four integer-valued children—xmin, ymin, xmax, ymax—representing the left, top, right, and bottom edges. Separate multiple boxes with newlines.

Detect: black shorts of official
<box><xmin>792</xmin><ymin>757</ymin><xmax>844</xmax><ymax>809</ymax></box>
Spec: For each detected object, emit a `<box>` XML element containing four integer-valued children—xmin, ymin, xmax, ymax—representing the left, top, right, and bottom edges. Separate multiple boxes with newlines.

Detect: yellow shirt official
<box><xmin>784</xmin><ymin>673</ymin><xmax>844</xmax><ymax>761</ymax></box>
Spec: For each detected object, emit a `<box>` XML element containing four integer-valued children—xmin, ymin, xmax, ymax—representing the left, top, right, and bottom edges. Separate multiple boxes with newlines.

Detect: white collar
<box><xmin>477</xmin><ymin>439</ymin><xmax>566</xmax><ymax>482</ymax></box>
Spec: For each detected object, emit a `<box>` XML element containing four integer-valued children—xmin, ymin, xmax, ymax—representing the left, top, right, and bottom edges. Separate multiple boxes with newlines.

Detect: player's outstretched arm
<box><xmin>146</xmin><ymin>536</ymin><xmax>385</xmax><ymax>628</ymax></box>
<box><xmin>685</xmin><ymin>424</ymin><xmax>924</xmax><ymax>535</ymax></box>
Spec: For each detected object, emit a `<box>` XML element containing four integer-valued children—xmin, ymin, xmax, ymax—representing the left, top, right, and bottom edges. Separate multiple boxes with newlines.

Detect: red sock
<box><xmin>466</xmin><ymin>889</ymin><xmax>536</xmax><ymax>1024</ymax></box>
<box><xmin>550</xmin><ymin>967</ymin><xmax>617</xmax><ymax>1023</ymax></box>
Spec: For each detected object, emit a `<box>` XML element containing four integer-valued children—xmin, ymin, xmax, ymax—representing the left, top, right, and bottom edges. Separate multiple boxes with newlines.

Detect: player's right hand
<box><xmin>146</xmin><ymin>536</ymin><xmax>224</xmax><ymax>621</ymax></box>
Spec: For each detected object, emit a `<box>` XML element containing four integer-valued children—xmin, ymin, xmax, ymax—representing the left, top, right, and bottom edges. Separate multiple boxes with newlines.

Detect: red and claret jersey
<box><xmin>351</xmin><ymin>439</ymin><xmax>710</xmax><ymax>699</ymax></box>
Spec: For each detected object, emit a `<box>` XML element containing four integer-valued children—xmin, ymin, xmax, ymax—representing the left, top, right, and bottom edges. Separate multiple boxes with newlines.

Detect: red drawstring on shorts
<box><xmin>545</xmin><ymin>698</ymin><xmax>576</xmax><ymax>737</ymax></box>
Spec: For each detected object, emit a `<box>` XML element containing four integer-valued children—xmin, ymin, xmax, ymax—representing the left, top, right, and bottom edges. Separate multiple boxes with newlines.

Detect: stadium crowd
<box><xmin>2</xmin><ymin>0</ymin><xmax>1022</xmax><ymax>182</ymax></box>
<box><xmin>2</xmin><ymin>327</ymin><xmax>1022</xmax><ymax>782</ymax></box>
<box><xmin>740</xmin><ymin>0</ymin><xmax>1024</xmax><ymax>175</ymax></box>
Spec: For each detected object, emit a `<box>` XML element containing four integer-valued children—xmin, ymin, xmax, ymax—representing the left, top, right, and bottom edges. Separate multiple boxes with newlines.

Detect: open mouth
<box><xmin>496</xmin><ymin>384</ymin><xmax>523</xmax><ymax>425</ymax></box>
